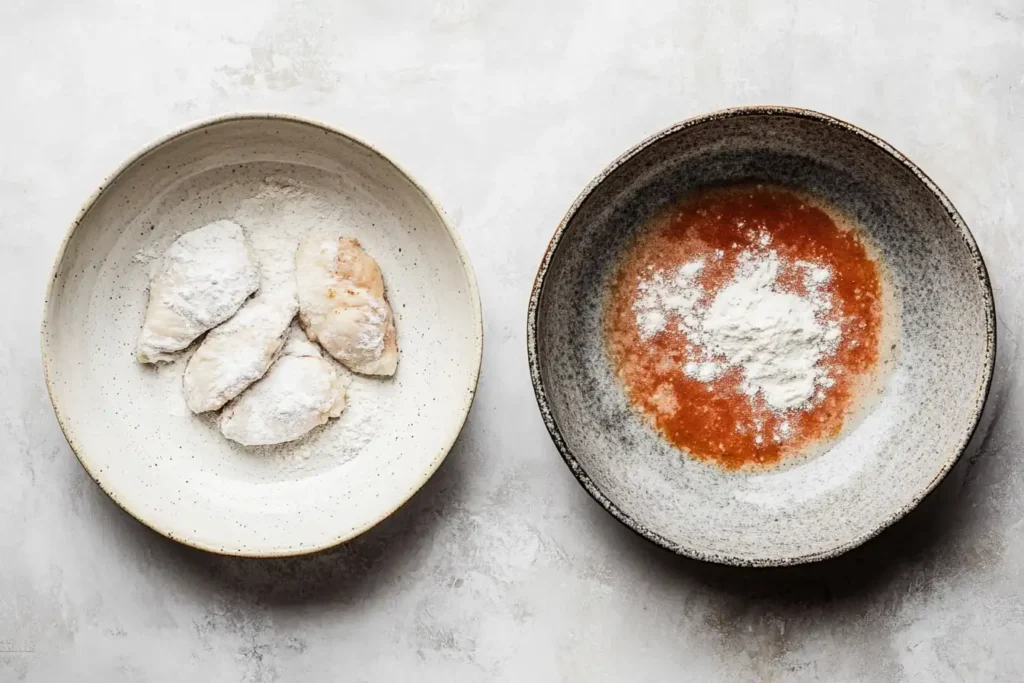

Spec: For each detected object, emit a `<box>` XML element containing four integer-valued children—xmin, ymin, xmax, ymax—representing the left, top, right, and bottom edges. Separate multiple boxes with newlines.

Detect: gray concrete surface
<box><xmin>2</xmin><ymin>1</ymin><xmax>1022</xmax><ymax>680</ymax></box>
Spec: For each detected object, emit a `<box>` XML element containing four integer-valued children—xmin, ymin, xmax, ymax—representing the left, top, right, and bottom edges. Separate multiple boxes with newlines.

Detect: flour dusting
<box><xmin>633</xmin><ymin>233</ymin><xmax>841</xmax><ymax>415</ymax></box>
<box><xmin>356</xmin><ymin>298</ymin><xmax>389</xmax><ymax>357</ymax></box>
<box><xmin>183</xmin><ymin>289</ymin><xmax>298</xmax><ymax>413</ymax></box>
<box><xmin>234</xmin><ymin>177</ymin><xmax>394</xmax><ymax>457</ymax></box>
<box><xmin>139</xmin><ymin>175</ymin><xmax>393</xmax><ymax>462</ymax></box>
<box><xmin>137</xmin><ymin>220</ymin><xmax>260</xmax><ymax>363</ymax></box>
<box><xmin>219</xmin><ymin>326</ymin><xmax>349</xmax><ymax>446</ymax></box>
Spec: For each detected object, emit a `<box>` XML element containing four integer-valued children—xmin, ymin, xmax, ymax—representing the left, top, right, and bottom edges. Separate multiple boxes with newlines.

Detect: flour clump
<box><xmin>634</xmin><ymin>238</ymin><xmax>840</xmax><ymax>414</ymax></box>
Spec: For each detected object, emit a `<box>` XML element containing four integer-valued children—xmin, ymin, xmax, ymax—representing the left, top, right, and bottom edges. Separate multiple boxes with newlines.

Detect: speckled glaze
<box><xmin>42</xmin><ymin>114</ymin><xmax>483</xmax><ymax>557</ymax></box>
<box><xmin>528</xmin><ymin>106</ymin><xmax>995</xmax><ymax>567</ymax></box>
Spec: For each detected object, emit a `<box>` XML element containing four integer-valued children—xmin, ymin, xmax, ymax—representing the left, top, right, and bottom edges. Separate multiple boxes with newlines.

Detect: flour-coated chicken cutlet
<box><xmin>295</xmin><ymin>236</ymin><xmax>398</xmax><ymax>376</ymax></box>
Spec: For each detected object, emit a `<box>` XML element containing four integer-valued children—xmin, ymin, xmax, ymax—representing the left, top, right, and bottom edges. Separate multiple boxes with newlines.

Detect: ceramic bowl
<box><xmin>42</xmin><ymin>114</ymin><xmax>483</xmax><ymax>557</ymax></box>
<box><xmin>528</xmin><ymin>106</ymin><xmax>995</xmax><ymax>567</ymax></box>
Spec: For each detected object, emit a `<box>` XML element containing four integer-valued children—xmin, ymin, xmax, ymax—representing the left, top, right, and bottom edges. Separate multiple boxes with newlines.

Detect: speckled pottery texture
<box><xmin>42</xmin><ymin>114</ymin><xmax>483</xmax><ymax>557</ymax></box>
<box><xmin>528</xmin><ymin>106</ymin><xmax>995</xmax><ymax>567</ymax></box>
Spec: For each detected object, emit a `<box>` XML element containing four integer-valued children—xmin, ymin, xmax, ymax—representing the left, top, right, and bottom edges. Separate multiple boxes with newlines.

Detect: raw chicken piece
<box><xmin>219</xmin><ymin>327</ymin><xmax>349</xmax><ymax>446</ymax></box>
<box><xmin>182</xmin><ymin>288</ymin><xmax>298</xmax><ymax>413</ymax></box>
<box><xmin>137</xmin><ymin>220</ymin><xmax>260</xmax><ymax>363</ymax></box>
<box><xmin>295</xmin><ymin>236</ymin><xmax>398</xmax><ymax>376</ymax></box>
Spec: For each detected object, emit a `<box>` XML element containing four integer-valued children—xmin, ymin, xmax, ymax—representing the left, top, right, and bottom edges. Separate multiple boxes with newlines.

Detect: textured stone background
<box><xmin>1</xmin><ymin>1</ymin><xmax>1022</xmax><ymax>680</ymax></box>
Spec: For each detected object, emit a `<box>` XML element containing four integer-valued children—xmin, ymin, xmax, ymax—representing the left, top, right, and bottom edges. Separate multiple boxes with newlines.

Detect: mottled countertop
<box><xmin>2</xmin><ymin>1</ymin><xmax>1023</xmax><ymax>680</ymax></box>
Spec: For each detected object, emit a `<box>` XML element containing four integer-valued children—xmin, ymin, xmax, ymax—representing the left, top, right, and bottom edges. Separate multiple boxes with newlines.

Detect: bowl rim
<box><xmin>526</xmin><ymin>105</ymin><xmax>996</xmax><ymax>567</ymax></box>
<box><xmin>40</xmin><ymin>112</ymin><xmax>484</xmax><ymax>558</ymax></box>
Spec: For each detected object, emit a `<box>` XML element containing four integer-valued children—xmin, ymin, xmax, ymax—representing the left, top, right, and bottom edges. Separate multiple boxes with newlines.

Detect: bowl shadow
<box><xmin>87</xmin><ymin>409</ymin><xmax>477</xmax><ymax>611</ymax></box>
<box><xmin>586</xmin><ymin>319</ymin><xmax>1011</xmax><ymax>606</ymax></box>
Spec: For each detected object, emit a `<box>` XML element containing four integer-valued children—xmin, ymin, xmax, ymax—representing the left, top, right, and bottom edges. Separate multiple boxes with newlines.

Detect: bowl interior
<box><xmin>43</xmin><ymin>117</ymin><xmax>481</xmax><ymax>556</ymax></box>
<box><xmin>533</xmin><ymin>111</ymin><xmax>993</xmax><ymax>565</ymax></box>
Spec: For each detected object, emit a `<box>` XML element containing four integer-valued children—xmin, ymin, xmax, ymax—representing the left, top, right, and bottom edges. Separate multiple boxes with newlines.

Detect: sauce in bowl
<box><xmin>605</xmin><ymin>185</ymin><xmax>890</xmax><ymax>469</ymax></box>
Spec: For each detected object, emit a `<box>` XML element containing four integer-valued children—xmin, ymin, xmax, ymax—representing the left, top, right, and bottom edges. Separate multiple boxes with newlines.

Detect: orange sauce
<box><xmin>604</xmin><ymin>185</ymin><xmax>883</xmax><ymax>469</ymax></box>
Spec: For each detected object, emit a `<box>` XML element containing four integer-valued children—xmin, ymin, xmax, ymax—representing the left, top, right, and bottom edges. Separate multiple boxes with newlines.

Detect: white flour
<box><xmin>137</xmin><ymin>219</ymin><xmax>261</xmax><ymax>362</ymax></box>
<box><xmin>356</xmin><ymin>297</ymin><xmax>389</xmax><ymax>357</ymax></box>
<box><xmin>138</xmin><ymin>175</ymin><xmax>393</xmax><ymax>462</ymax></box>
<box><xmin>182</xmin><ymin>289</ymin><xmax>298</xmax><ymax>413</ymax></box>
<box><xmin>634</xmin><ymin>260</ymin><xmax>705</xmax><ymax>338</ymax></box>
<box><xmin>219</xmin><ymin>326</ymin><xmax>349</xmax><ymax>446</ymax></box>
<box><xmin>633</xmin><ymin>241</ymin><xmax>840</xmax><ymax>414</ymax></box>
<box><xmin>234</xmin><ymin>178</ymin><xmax>394</xmax><ymax>459</ymax></box>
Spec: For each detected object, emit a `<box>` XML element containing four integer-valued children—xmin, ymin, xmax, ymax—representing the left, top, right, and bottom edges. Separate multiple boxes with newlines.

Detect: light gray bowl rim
<box><xmin>41</xmin><ymin>112</ymin><xmax>484</xmax><ymax>558</ymax></box>
<box><xmin>527</xmin><ymin>105</ymin><xmax>996</xmax><ymax>567</ymax></box>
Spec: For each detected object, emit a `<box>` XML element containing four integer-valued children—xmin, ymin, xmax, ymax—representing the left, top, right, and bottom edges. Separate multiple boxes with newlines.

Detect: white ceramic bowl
<box><xmin>42</xmin><ymin>114</ymin><xmax>483</xmax><ymax>557</ymax></box>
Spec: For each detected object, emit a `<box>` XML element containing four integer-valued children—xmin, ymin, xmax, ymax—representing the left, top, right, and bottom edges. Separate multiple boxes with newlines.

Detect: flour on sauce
<box><xmin>606</xmin><ymin>185</ymin><xmax>885</xmax><ymax>468</ymax></box>
<box><xmin>634</xmin><ymin>242</ymin><xmax>841</xmax><ymax>415</ymax></box>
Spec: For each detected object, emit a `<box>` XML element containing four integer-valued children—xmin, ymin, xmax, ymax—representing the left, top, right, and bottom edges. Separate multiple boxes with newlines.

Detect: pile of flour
<box><xmin>633</xmin><ymin>238</ymin><xmax>840</xmax><ymax>413</ymax></box>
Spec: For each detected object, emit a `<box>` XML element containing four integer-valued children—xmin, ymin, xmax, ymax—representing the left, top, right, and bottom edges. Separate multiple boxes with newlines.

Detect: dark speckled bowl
<box><xmin>527</xmin><ymin>106</ymin><xmax>995</xmax><ymax>567</ymax></box>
